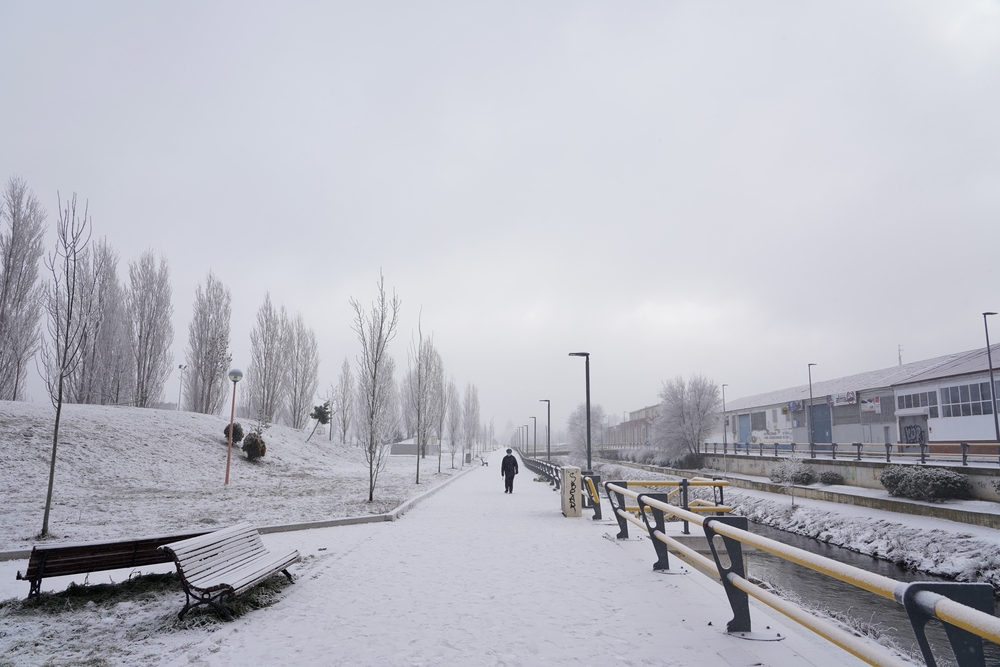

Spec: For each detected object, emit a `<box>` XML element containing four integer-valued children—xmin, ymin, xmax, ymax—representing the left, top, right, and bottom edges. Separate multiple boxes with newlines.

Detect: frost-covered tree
<box><xmin>351</xmin><ymin>274</ymin><xmax>401</xmax><ymax>502</ymax></box>
<box><xmin>0</xmin><ymin>176</ymin><xmax>46</xmax><ymax>401</ymax></box>
<box><xmin>445</xmin><ymin>378</ymin><xmax>461</xmax><ymax>468</ymax></box>
<box><xmin>651</xmin><ymin>374</ymin><xmax>720</xmax><ymax>457</ymax></box>
<box><xmin>183</xmin><ymin>272</ymin><xmax>232</xmax><ymax>414</ymax></box>
<box><xmin>39</xmin><ymin>193</ymin><xmax>95</xmax><ymax>537</ymax></box>
<box><xmin>65</xmin><ymin>239</ymin><xmax>131</xmax><ymax>405</ymax></box>
<box><xmin>334</xmin><ymin>358</ymin><xmax>354</xmax><ymax>444</ymax></box>
<box><xmin>126</xmin><ymin>250</ymin><xmax>173</xmax><ymax>407</ymax></box>
<box><xmin>567</xmin><ymin>402</ymin><xmax>607</xmax><ymax>461</ymax></box>
<box><xmin>404</xmin><ymin>322</ymin><xmax>442</xmax><ymax>483</ymax></box>
<box><xmin>462</xmin><ymin>383</ymin><xmax>479</xmax><ymax>466</ymax></box>
<box><xmin>286</xmin><ymin>312</ymin><xmax>319</xmax><ymax>429</ymax></box>
<box><xmin>245</xmin><ymin>292</ymin><xmax>289</xmax><ymax>424</ymax></box>
<box><xmin>429</xmin><ymin>348</ymin><xmax>445</xmax><ymax>473</ymax></box>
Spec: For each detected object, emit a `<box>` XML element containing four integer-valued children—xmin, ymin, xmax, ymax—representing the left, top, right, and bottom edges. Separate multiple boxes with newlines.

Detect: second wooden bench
<box><xmin>159</xmin><ymin>523</ymin><xmax>301</xmax><ymax>620</ymax></box>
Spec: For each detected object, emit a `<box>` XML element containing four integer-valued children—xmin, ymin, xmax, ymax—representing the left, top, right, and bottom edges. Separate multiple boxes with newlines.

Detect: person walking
<box><xmin>501</xmin><ymin>448</ymin><xmax>519</xmax><ymax>494</ymax></box>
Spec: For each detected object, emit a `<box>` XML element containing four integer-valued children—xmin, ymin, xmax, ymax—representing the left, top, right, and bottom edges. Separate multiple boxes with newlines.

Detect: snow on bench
<box><xmin>158</xmin><ymin>523</ymin><xmax>301</xmax><ymax>621</ymax></box>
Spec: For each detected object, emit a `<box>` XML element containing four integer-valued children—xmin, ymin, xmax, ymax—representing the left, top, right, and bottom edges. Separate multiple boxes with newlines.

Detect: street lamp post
<box><xmin>540</xmin><ymin>400</ymin><xmax>550</xmax><ymax>461</ymax></box>
<box><xmin>984</xmin><ymin>313</ymin><xmax>1000</xmax><ymax>445</ymax></box>
<box><xmin>569</xmin><ymin>352</ymin><xmax>592</xmax><ymax>473</ymax></box>
<box><xmin>177</xmin><ymin>365</ymin><xmax>187</xmax><ymax>411</ymax></box>
<box><xmin>523</xmin><ymin>425</ymin><xmax>528</xmax><ymax>455</ymax></box>
<box><xmin>807</xmin><ymin>363</ymin><xmax>817</xmax><ymax>457</ymax></box>
<box><xmin>225</xmin><ymin>369</ymin><xmax>243</xmax><ymax>485</ymax></box>
<box><xmin>530</xmin><ymin>417</ymin><xmax>537</xmax><ymax>458</ymax></box>
<box><xmin>721</xmin><ymin>383</ymin><xmax>728</xmax><ymax>452</ymax></box>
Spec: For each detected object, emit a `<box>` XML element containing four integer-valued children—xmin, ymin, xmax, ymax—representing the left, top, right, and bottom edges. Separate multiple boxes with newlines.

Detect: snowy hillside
<box><xmin>1</xmin><ymin>401</ymin><xmax>455</xmax><ymax>551</ymax></box>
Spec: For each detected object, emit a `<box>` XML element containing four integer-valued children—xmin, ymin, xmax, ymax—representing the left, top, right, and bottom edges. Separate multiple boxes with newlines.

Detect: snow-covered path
<box><xmin>156</xmin><ymin>450</ymin><xmax>869</xmax><ymax>667</ymax></box>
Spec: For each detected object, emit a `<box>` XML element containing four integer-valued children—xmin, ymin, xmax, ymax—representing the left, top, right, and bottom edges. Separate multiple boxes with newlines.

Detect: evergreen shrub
<box><xmin>878</xmin><ymin>465</ymin><xmax>972</xmax><ymax>501</ymax></box>
<box><xmin>242</xmin><ymin>432</ymin><xmax>266</xmax><ymax>461</ymax></box>
<box><xmin>769</xmin><ymin>458</ymin><xmax>815</xmax><ymax>485</ymax></box>
<box><xmin>819</xmin><ymin>471</ymin><xmax>845</xmax><ymax>485</ymax></box>
<box><xmin>224</xmin><ymin>422</ymin><xmax>244</xmax><ymax>444</ymax></box>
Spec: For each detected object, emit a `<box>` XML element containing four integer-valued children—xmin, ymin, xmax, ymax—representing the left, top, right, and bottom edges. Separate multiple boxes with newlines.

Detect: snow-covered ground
<box><xmin>2</xmin><ymin>445</ymin><xmax>886</xmax><ymax>667</ymax></box>
<box><xmin>0</xmin><ymin>403</ymin><xmax>991</xmax><ymax>666</ymax></box>
<box><xmin>1</xmin><ymin>401</ymin><xmax>462</xmax><ymax>552</ymax></box>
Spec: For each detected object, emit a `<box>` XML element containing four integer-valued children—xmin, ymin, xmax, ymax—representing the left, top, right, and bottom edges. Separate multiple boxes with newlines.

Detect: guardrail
<box><xmin>604</xmin><ymin>478</ymin><xmax>730</xmax><ymax>544</ymax></box>
<box><xmin>520</xmin><ymin>455</ymin><xmax>561</xmax><ymax>491</ymax></box>
<box><xmin>604</xmin><ymin>481</ymin><xmax>1000</xmax><ymax>667</ymax></box>
<box><xmin>699</xmin><ymin>441</ymin><xmax>1000</xmax><ymax>466</ymax></box>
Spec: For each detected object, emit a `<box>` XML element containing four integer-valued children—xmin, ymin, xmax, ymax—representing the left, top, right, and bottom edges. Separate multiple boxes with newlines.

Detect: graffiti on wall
<box><xmin>903</xmin><ymin>424</ymin><xmax>926</xmax><ymax>445</ymax></box>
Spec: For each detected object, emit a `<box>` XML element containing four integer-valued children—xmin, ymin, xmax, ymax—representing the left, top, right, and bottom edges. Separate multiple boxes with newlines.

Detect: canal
<box><xmin>747</xmin><ymin>523</ymin><xmax>1000</xmax><ymax>666</ymax></box>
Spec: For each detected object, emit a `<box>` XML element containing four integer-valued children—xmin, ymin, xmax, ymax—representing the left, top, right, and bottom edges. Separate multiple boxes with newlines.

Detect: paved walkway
<box><xmin>162</xmin><ymin>450</ymin><xmax>869</xmax><ymax>667</ymax></box>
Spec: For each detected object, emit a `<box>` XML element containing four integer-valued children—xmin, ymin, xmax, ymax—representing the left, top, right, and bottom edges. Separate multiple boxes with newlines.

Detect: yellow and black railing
<box><xmin>604</xmin><ymin>481</ymin><xmax>1000</xmax><ymax>667</ymax></box>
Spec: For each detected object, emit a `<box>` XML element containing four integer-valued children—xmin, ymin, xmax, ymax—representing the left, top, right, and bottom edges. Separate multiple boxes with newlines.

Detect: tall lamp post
<box><xmin>807</xmin><ymin>363</ymin><xmax>817</xmax><ymax>454</ymax></box>
<box><xmin>225</xmin><ymin>369</ymin><xmax>243</xmax><ymax>485</ymax></box>
<box><xmin>721</xmin><ymin>383</ymin><xmax>728</xmax><ymax>451</ymax></box>
<box><xmin>177</xmin><ymin>365</ymin><xmax>187</xmax><ymax>411</ymax></box>
<box><xmin>540</xmin><ymin>399</ymin><xmax>550</xmax><ymax>461</ymax></box>
<box><xmin>569</xmin><ymin>352</ymin><xmax>592</xmax><ymax>473</ymax></box>
<box><xmin>523</xmin><ymin>425</ymin><xmax>528</xmax><ymax>455</ymax></box>
<box><xmin>529</xmin><ymin>416</ymin><xmax>537</xmax><ymax>458</ymax></box>
<box><xmin>984</xmin><ymin>312</ymin><xmax>1000</xmax><ymax>444</ymax></box>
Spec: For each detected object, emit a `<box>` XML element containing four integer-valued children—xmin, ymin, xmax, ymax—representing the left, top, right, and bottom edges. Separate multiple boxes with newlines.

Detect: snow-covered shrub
<box><xmin>242</xmin><ymin>432</ymin><xmax>266</xmax><ymax>461</ymax></box>
<box><xmin>769</xmin><ymin>459</ymin><xmax>815</xmax><ymax>485</ymax></box>
<box><xmin>223</xmin><ymin>422</ymin><xmax>244</xmax><ymax>444</ymax></box>
<box><xmin>879</xmin><ymin>465</ymin><xmax>972</xmax><ymax>501</ymax></box>
<box><xmin>671</xmin><ymin>452</ymin><xmax>704</xmax><ymax>470</ymax></box>
<box><xmin>819</xmin><ymin>471</ymin><xmax>844</xmax><ymax>485</ymax></box>
<box><xmin>992</xmin><ymin>478</ymin><xmax>1000</xmax><ymax>498</ymax></box>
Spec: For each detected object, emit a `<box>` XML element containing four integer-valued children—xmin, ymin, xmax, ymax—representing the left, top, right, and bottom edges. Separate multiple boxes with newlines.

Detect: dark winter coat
<box><xmin>501</xmin><ymin>454</ymin><xmax>519</xmax><ymax>477</ymax></box>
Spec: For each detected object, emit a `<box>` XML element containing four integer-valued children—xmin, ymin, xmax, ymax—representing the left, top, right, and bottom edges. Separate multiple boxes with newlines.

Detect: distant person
<box><xmin>501</xmin><ymin>448</ymin><xmax>519</xmax><ymax>494</ymax></box>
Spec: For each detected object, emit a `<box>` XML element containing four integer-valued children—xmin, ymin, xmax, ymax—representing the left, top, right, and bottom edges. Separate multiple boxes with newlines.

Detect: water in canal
<box><xmin>746</xmin><ymin>522</ymin><xmax>1000</xmax><ymax>666</ymax></box>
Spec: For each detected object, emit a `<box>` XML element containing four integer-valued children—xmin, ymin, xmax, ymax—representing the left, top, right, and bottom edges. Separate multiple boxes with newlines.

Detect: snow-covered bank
<box><xmin>589</xmin><ymin>459</ymin><xmax>1000</xmax><ymax>592</ymax></box>
<box><xmin>0</xmin><ymin>401</ymin><xmax>466</xmax><ymax>552</ymax></box>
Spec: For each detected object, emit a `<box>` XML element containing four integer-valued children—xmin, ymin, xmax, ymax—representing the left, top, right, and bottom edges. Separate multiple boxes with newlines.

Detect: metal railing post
<box><xmin>637</xmin><ymin>493</ymin><xmax>672</xmax><ymax>571</ymax></box>
<box><xmin>605</xmin><ymin>481</ymin><xmax>629</xmax><ymax>539</ymax></box>
<box><xmin>885</xmin><ymin>442</ymin><xmax>892</xmax><ymax>463</ymax></box>
<box><xmin>854</xmin><ymin>442</ymin><xmax>863</xmax><ymax>461</ymax></box>
<box><xmin>831</xmin><ymin>442</ymin><xmax>838</xmax><ymax>460</ymax></box>
<box><xmin>920</xmin><ymin>442</ymin><xmax>927</xmax><ymax>464</ymax></box>
<box><xmin>961</xmin><ymin>442</ymin><xmax>969</xmax><ymax>466</ymax></box>
<box><xmin>902</xmin><ymin>582</ymin><xmax>995</xmax><ymax>667</ymax></box>
<box><xmin>703</xmin><ymin>515</ymin><xmax>752</xmax><ymax>634</ymax></box>
<box><xmin>679</xmin><ymin>479</ymin><xmax>690</xmax><ymax>535</ymax></box>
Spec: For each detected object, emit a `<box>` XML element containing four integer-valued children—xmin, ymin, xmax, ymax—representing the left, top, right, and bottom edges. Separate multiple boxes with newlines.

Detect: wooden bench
<box><xmin>15</xmin><ymin>530</ymin><xmax>209</xmax><ymax>598</ymax></box>
<box><xmin>480</xmin><ymin>457</ymin><xmax>489</xmax><ymax>466</ymax></box>
<box><xmin>159</xmin><ymin>523</ymin><xmax>301</xmax><ymax>621</ymax></box>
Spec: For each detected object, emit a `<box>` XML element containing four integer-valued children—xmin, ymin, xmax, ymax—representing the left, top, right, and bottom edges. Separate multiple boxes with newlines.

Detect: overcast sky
<box><xmin>3</xmin><ymin>2</ymin><xmax>999</xmax><ymax>442</ymax></box>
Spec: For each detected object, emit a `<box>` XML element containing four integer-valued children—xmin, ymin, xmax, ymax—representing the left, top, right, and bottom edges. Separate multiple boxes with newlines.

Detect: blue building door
<box><xmin>808</xmin><ymin>404</ymin><xmax>832</xmax><ymax>443</ymax></box>
<box><xmin>738</xmin><ymin>414</ymin><xmax>751</xmax><ymax>443</ymax></box>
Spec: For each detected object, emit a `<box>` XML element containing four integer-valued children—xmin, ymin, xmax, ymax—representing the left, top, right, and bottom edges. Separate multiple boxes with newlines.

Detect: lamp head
<box><xmin>228</xmin><ymin>369</ymin><xmax>244</xmax><ymax>383</ymax></box>
<box><xmin>985</xmin><ymin>312</ymin><xmax>997</xmax><ymax>317</ymax></box>
<box><xmin>568</xmin><ymin>352</ymin><xmax>589</xmax><ymax>357</ymax></box>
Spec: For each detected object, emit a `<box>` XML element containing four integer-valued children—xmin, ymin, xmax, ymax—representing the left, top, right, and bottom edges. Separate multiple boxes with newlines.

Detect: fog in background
<box><xmin>3</xmin><ymin>2</ymin><xmax>999</xmax><ymax>441</ymax></box>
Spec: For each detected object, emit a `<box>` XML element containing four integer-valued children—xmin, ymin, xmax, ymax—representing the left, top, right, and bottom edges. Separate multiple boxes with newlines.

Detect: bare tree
<box><xmin>39</xmin><ymin>193</ymin><xmax>94</xmax><ymax>537</ymax></box>
<box><xmin>652</xmin><ymin>374</ymin><xmax>720</xmax><ymax>458</ymax></box>
<box><xmin>566</xmin><ymin>402</ymin><xmax>607</xmax><ymax>461</ymax></box>
<box><xmin>429</xmin><ymin>348</ymin><xmax>445</xmax><ymax>473</ymax></box>
<box><xmin>245</xmin><ymin>292</ymin><xmax>289</xmax><ymax>423</ymax></box>
<box><xmin>64</xmin><ymin>238</ymin><xmax>131</xmax><ymax>405</ymax></box>
<box><xmin>286</xmin><ymin>312</ymin><xmax>320</xmax><ymax>429</ymax></box>
<box><xmin>405</xmin><ymin>320</ymin><xmax>442</xmax><ymax>483</ymax></box>
<box><xmin>462</xmin><ymin>382</ymin><xmax>480</xmax><ymax>467</ymax></box>
<box><xmin>183</xmin><ymin>272</ymin><xmax>232</xmax><ymax>414</ymax></box>
<box><xmin>126</xmin><ymin>250</ymin><xmax>173</xmax><ymax>407</ymax></box>
<box><xmin>334</xmin><ymin>358</ymin><xmax>354</xmax><ymax>444</ymax></box>
<box><xmin>445</xmin><ymin>378</ymin><xmax>461</xmax><ymax>468</ymax></box>
<box><xmin>0</xmin><ymin>176</ymin><xmax>47</xmax><ymax>400</ymax></box>
<box><xmin>351</xmin><ymin>274</ymin><xmax>401</xmax><ymax>502</ymax></box>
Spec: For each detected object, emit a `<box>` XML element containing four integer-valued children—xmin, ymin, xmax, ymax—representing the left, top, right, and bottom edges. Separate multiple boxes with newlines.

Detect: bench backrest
<box><xmin>17</xmin><ymin>531</ymin><xmax>210</xmax><ymax>581</ymax></box>
<box><xmin>159</xmin><ymin>524</ymin><xmax>267</xmax><ymax>582</ymax></box>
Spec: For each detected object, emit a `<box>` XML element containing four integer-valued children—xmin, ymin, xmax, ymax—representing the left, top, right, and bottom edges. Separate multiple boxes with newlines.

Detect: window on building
<box><xmin>897</xmin><ymin>391</ymin><xmax>939</xmax><ymax>418</ymax></box>
<box><xmin>750</xmin><ymin>412</ymin><xmax>766</xmax><ymax>430</ymax></box>
<box><xmin>940</xmin><ymin>383</ymin><xmax>992</xmax><ymax>418</ymax></box>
